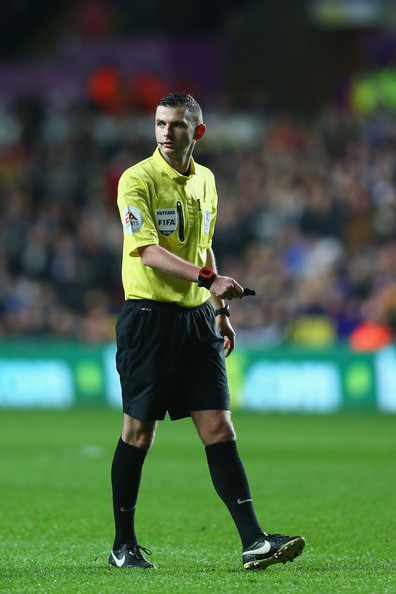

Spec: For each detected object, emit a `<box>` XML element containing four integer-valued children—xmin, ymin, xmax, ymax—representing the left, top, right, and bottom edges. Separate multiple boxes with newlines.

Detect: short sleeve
<box><xmin>117</xmin><ymin>170</ymin><xmax>159</xmax><ymax>256</ymax></box>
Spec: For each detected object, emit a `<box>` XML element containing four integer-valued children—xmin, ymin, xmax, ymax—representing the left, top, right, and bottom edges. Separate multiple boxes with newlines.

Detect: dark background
<box><xmin>2</xmin><ymin>0</ymin><xmax>396</xmax><ymax>347</ymax></box>
<box><xmin>1</xmin><ymin>0</ymin><xmax>395</xmax><ymax>111</ymax></box>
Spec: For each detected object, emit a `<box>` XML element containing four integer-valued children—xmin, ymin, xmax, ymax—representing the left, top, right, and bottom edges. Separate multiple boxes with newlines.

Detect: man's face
<box><xmin>155</xmin><ymin>106</ymin><xmax>197</xmax><ymax>161</ymax></box>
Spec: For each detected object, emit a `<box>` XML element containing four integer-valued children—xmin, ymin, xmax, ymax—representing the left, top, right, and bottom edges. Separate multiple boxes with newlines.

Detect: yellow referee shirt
<box><xmin>117</xmin><ymin>147</ymin><xmax>218</xmax><ymax>307</ymax></box>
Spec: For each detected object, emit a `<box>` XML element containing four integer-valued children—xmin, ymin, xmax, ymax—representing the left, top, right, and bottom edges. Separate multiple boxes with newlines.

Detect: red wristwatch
<box><xmin>198</xmin><ymin>267</ymin><xmax>217</xmax><ymax>289</ymax></box>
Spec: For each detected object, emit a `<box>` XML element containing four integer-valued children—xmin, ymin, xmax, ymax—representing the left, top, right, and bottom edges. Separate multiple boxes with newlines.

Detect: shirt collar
<box><xmin>153</xmin><ymin>147</ymin><xmax>197</xmax><ymax>181</ymax></box>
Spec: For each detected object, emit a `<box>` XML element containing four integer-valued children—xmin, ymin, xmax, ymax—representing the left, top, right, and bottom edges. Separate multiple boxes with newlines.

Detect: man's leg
<box><xmin>191</xmin><ymin>410</ymin><xmax>305</xmax><ymax>570</ymax></box>
<box><xmin>109</xmin><ymin>413</ymin><xmax>157</xmax><ymax>569</ymax></box>
<box><xmin>191</xmin><ymin>410</ymin><xmax>263</xmax><ymax>548</ymax></box>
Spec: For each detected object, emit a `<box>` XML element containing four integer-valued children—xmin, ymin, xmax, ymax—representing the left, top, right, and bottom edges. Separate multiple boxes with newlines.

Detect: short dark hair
<box><xmin>157</xmin><ymin>92</ymin><xmax>203</xmax><ymax>127</ymax></box>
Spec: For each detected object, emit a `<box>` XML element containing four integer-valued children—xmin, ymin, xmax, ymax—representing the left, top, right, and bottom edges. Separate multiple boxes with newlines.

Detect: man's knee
<box><xmin>122</xmin><ymin>414</ymin><xmax>157</xmax><ymax>450</ymax></box>
<box><xmin>192</xmin><ymin>410</ymin><xmax>236</xmax><ymax>446</ymax></box>
<box><xmin>211</xmin><ymin>419</ymin><xmax>235</xmax><ymax>445</ymax></box>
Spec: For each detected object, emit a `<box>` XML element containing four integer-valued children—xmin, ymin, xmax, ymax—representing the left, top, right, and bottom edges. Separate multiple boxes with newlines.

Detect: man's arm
<box><xmin>205</xmin><ymin>247</ymin><xmax>226</xmax><ymax>309</ymax></box>
<box><xmin>206</xmin><ymin>247</ymin><xmax>237</xmax><ymax>358</ymax></box>
<box><xmin>138</xmin><ymin>244</ymin><xmax>244</xmax><ymax>302</ymax></box>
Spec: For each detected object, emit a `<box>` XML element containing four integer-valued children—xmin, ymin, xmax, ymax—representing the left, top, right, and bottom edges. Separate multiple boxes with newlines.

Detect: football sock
<box><xmin>111</xmin><ymin>437</ymin><xmax>147</xmax><ymax>550</ymax></box>
<box><xmin>205</xmin><ymin>440</ymin><xmax>264</xmax><ymax>548</ymax></box>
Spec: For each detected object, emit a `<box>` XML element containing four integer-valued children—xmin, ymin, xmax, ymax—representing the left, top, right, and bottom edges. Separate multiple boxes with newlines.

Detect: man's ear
<box><xmin>194</xmin><ymin>124</ymin><xmax>206</xmax><ymax>140</ymax></box>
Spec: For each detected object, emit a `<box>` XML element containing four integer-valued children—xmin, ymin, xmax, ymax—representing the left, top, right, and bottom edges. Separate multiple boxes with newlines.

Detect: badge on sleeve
<box><xmin>123</xmin><ymin>206</ymin><xmax>143</xmax><ymax>234</ymax></box>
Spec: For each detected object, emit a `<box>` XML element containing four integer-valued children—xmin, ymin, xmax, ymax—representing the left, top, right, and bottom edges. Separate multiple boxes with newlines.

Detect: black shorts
<box><xmin>115</xmin><ymin>299</ymin><xmax>230</xmax><ymax>421</ymax></box>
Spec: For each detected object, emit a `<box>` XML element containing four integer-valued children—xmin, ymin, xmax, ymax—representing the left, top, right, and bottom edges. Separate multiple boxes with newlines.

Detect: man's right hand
<box><xmin>210</xmin><ymin>276</ymin><xmax>244</xmax><ymax>300</ymax></box>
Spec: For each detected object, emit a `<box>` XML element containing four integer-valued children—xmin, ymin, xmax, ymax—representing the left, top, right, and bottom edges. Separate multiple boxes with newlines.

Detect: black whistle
<box><xmin>243</xmin><ymin>288</ymin><xmax>256</xmax><ymax>296</ymax></box>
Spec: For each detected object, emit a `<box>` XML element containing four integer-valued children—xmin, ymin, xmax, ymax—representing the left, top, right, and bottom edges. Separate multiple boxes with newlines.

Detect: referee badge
<box><xmin>155</xmin><ymin>208</ymin><xmax>177</xmax><ymax>237</ymax></box>
<box><xmin>123</xmin><ymin>206</ymin><xmax>144</xmax><ymax>234</ymax></box>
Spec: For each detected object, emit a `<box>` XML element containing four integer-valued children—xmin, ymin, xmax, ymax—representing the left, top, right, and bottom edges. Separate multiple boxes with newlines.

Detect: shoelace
<box><xmin>131</xmin><ymin>544</ymin><xmax>152</xmax><ymax>559</ymax></box>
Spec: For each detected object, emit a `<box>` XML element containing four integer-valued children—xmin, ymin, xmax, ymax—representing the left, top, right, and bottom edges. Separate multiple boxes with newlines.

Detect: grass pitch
<box><xmin>0</xmin><ymin>409</ymin><xmax>395</xmax><ymax>593</ymax></box>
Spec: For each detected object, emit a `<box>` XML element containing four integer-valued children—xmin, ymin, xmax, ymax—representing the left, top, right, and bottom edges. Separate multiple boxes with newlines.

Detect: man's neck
<box><xmin>173</xmin><ymin>160</ymin><xmax>190</xmax><ymax>175</ymax></box>
<box><xmin>159</xmin><ymin>146</ymin><xmax>194</xmax><ymax>175</ymax></box>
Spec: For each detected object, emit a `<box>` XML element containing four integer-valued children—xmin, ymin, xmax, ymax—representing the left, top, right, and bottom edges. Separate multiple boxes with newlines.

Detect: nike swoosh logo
<box><xmin>120</xmin><ymin>505</ymin><xmax>137</xmax><ymax>512</ymax></box>
<box><xmin>111</xmin><ymin>551</ymin><xmax>125</xmax><ymax>567</ymax></box>
<box><xmin>237</xmin><ymin>498</ymin><xmax>253</xmax><ymax>504</ymax></box>
<box><xmin>244</xmin><ymin>540</ymin><xmax>271</xmax><ymax>555</ymax></box>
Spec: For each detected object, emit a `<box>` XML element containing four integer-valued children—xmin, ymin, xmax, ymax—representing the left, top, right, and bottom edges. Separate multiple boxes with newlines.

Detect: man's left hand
<box><xmin>216</xmin><ymin>316</ymin><xmax>236</xmax><ymax>357</ymax></box>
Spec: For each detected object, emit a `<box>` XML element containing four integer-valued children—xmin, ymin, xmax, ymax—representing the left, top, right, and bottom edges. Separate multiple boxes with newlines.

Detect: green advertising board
<box><xmin>0</xmin><ymin>340</ymin><xmax>395</xmax><ymax>412</ymax></box>
<box><xmin>225</xmin><ymin>347</ymin><xmax>377</xmax><ymax>412</ymax></box>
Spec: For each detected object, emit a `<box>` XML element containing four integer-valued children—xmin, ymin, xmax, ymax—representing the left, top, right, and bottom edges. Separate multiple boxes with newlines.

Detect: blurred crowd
<box><xmin>2</xmin><ymin>93</ymin><xmax>396</xmax><ymax>347</ymax></box>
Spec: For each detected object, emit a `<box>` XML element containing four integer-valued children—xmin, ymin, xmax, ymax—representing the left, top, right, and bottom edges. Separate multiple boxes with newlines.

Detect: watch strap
<box><xmin>198</xmin><ymin>267</ymin><xmax>217</xmax><ymax>289</ymax></box>
<box><xmin>214</xmin><ymin>305</ymin><xmax>230</xmax><ymax>317</ymax></box>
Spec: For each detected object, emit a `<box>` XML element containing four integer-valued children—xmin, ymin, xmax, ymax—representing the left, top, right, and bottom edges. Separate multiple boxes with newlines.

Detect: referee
<box><xmin>109</xmin><ymin>92</ymin><xmax>305</xmax><ymax>571</ymax></box>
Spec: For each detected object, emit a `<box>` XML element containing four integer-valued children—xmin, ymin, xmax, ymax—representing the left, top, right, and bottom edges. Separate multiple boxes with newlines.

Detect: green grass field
<box><xmin>0</xmin><ymin>409</ymin><xmax>395</xmax><ymax>593</ymax></box>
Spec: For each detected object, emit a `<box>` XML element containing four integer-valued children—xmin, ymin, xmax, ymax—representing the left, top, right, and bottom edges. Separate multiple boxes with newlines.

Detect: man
<box><xmin>109</xmin><ymin>92</ymin><xmax>305</xmax><ymax>571</ymax></box>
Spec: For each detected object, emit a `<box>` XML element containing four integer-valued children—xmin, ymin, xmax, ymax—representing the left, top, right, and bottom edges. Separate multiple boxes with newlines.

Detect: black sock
<box><xmin>111</xmin><ymin>437</ymin><xmax>147</xmax><ymax>550</ymax></box>
<box><xmin>205</xmin><ymin>441</ymin><xmax>264</xmax><ymax>549</ymax></box>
